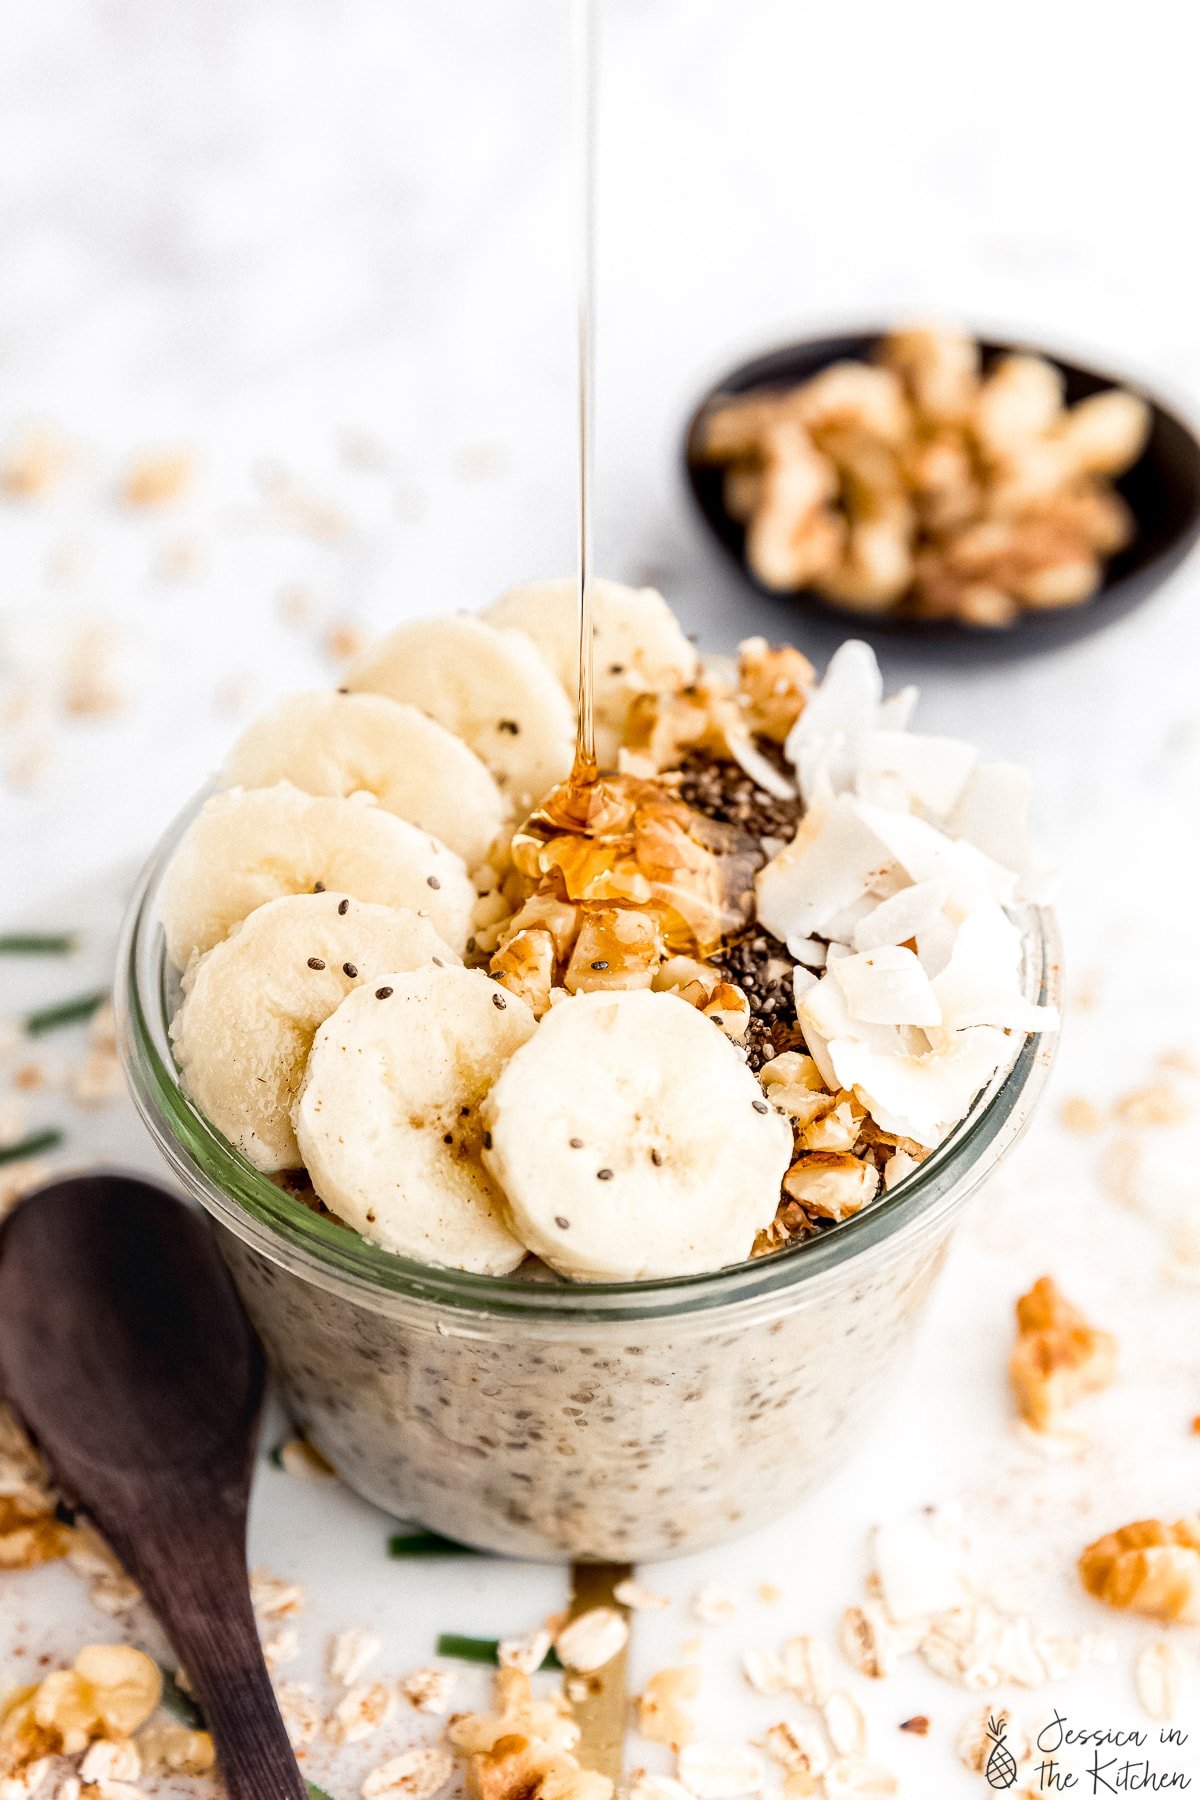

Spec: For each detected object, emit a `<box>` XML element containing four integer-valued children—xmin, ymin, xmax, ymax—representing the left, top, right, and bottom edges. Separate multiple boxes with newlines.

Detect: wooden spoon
<box><xmin>0</xmin><ymin>1172</ymin><xmax>308</xmax><ymax>1800</ymax></box>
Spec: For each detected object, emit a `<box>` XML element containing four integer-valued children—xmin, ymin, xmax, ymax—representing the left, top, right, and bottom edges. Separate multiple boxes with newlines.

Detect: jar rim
<box><xmin>115</xmin><ymin>791</ymin><xmax>1062</xmax><ymax>1323</ymax></box>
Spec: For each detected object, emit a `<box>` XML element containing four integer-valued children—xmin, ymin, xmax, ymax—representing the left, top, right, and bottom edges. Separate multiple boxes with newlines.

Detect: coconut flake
<box><xmin>826</xmin><ymin>1027</ymin><xmax>1012</xmax><ymax>1149</ymax></box>
<box><xmin>832</xmin><ymin>947</ymin><xmax>943</xmax><ymax>1028</ymax></box>
<box><xmin>857</xmin><ymin>730</ymin><xmax>977</xmax><ymax>815</ymax></box>
<box><xmin>784</xmin><ymin>640</ymin><xmax>883</xmax><ymax>803</ymax></box>
<box><xmin>786</xmin><ymin>935</ymin><xmax>828</xmax><ymax>968</ymax></box>
<box><xmin>725</xmin><ymin>727</ymin><xmax>797</xmax><ymax>801</ymax></box>
<box><xmin>945</xmin><ymin>758</ymin><xmax>1032</xmax><ymax>875</ymax></box>
<box><xmin>853</xmin><ymin>879</ymin><xmax>949</xmax><ymax>952</ymax></box>
<box><xmin>932</xmin><ymin>906</ymin><xmax>1059</xmax><ymax>1034</ymax></box>
<box><xmin>756</xmin><ymin>797</ymin><xmax>891</xmax><ymax>942</ymax></box>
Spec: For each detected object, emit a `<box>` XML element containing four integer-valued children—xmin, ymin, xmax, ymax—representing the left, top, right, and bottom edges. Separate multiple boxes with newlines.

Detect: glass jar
<box><xmin>116</xmin><ymin>798</ymin><xmax>1060</xmax><ymax>1562</ymax></box>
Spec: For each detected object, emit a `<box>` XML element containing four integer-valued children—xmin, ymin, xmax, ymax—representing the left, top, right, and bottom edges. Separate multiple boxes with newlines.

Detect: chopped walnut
<box><xmin>0</xmin><ymin>1646</ymin><xmax>161</xmax><ymax>1773</ymax></box>
<box><xmin>0</xmin><ymin>1495</ymin><xmax>72</xmax><ymax>1571</ymax></box>
<box><xmin>734</xmin><ymin>638</ymin><xmax>814</xmax><ymax>743</ymax></box>
<box><xmin>449</xmin><ymin>1669</ymin><xmax>608</xmax><ymax>1800</ymax></box>
<box><xmin>1079</xmin><ymin>1518</ymin><xmax>1200</xmax><ymax>1623</ymax></box>
<box><xmin>563</xmin><ymin>909</ymin><xmax>663</xmax><ymax>996</ymax></box>
<box><xmin>492</xmin><ymin>928</ymin><xmax>556</xmax><ymax>1018</ymax></box>
<box><xmin>1009</xmin><ymin>1276</ymin><xmax>1117</xmax><ymax>1432</ymax></box>
<box><xmin>781</xmin><ymin>1152</ymin><xmax>879</xmax><ymax>1222</ymax></box>
<box><xmin>136</xmin><ymin>1717</ymin><xmax>216</xmax><ymax>1774</ymax></box>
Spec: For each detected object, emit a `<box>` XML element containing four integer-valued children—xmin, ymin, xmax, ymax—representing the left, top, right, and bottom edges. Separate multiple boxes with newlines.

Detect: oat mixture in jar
<box><xmin>119</xmin><ymin>575</ymin><xmax>1060</xmax><ymax>1554</ymax></box>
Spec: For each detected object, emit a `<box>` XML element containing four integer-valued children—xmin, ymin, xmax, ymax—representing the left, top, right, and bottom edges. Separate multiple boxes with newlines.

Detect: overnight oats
<box><xmin>117</xmin><ymin>577</ymin><xmax>1060</xmax><ymax>1559</ymax></box>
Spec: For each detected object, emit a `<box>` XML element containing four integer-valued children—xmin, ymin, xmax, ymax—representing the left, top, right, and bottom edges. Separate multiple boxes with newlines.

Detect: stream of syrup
<box><xmin>571</xmin><ymin>0</ymin><xmax>599</xmax><ymax>792</ymax></box>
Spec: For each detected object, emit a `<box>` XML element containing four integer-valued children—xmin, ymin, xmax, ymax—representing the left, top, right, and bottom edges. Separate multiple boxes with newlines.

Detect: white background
<box><xmin>2</xmin><ymin>2</ymin><xmax>1200</xmax><ymax>1794</ymax></box>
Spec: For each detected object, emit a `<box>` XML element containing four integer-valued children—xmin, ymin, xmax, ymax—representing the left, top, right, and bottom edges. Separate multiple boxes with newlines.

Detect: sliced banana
<box><xmin>223</xmin><ymin>691</ymin><xmax>508</xmax><ymax>870</ymax></box>
<box><xmin>172</xmin><ymin>892</ymin><xmax>457</xmax><ymax>1172</ymax></box>
<box><xmin>344</xmin><ymin>616</ymin><xmax>575</xmax><ymax>812</ymax></box>
<box><xmin>295</xmin><ymin>965</ymin><xmax>536</xmax><ymax>1274</ymax></box>
<box><xmin>481</xmin><ymin>989</ymin><xmax>793</xmax><ymax>1280</ymax></box>
<box><xmin>483</xmin><ymin>577</ymin><xmax>699</xmax><ymax>766</ymax></box>
<box><xmin>159</xmin><ymin>782</ymin><xmax>474</xmax><ymax>967</ymax></box>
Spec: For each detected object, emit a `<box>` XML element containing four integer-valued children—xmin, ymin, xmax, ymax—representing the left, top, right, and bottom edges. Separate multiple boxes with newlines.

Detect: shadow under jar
<box><xmin>117</xmin><ymin>799</ymin><xmax>1060</xmax><ymax>1562</ymax></box>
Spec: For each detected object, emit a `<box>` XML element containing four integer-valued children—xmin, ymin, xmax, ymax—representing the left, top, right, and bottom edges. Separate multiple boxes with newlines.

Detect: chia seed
<box><xmin>715</xmin><ymin>927</ymin><xmax>807</xmax><ymax>1073</ymax></box>
<box><xmin>677</xmin><ymin>743</ymin><xmax>803</xmax><ymax>846</ymax></box>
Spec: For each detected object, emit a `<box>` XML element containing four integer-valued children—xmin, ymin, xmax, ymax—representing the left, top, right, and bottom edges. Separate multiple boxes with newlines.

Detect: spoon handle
<box><xmin>119</xmin><ymin>1510</ymin><xmax>308</xmax><ymax>1800</ymax></box>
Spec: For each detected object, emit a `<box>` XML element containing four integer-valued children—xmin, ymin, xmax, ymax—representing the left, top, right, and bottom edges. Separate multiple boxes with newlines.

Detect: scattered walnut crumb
<box><xmin>898</xmin><ymin>1716</ymin><xmax>929</xmax><ymax>1736</ymax></box>
<box><xmin>1059</xmin><ymin>1095</ymin><xmax>1103</xmax><ymax>1134</ymax></box>
<box><xmin>1009</xmin><ymin>1275</ymin><xmax>1117</xmax><ymax>1432</ymax></box>
<box><xmin>1080</xmin><ymin>1518</ymin><xmax>1200</xmax><ymax>1622</ymax></box>
<box><xmin>123</xmin><ymin>449</ymin><xmax>195</xmax><ymax>507</ymax></box>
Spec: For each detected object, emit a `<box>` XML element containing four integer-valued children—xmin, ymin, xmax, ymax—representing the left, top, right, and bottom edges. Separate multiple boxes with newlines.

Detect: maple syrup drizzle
<box><xmin>571</xmin><ymin>0</ymin><xmax>599</xmax><ymax>792</ymax></box>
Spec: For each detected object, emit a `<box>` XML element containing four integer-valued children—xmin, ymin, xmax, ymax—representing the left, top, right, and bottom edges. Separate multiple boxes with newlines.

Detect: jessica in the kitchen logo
<box><xmin>982</xmin><ymin>1708</ymin><xmax>1194</xmax><ymax>1792</ymax></box>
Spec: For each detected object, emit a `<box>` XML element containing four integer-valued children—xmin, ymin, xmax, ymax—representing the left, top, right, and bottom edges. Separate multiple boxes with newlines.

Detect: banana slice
<box><xmin>483</xmin><ymin>577</ymin><xmax>699</xmax><ymax>766</ymax></box>
<box><xmin>172</xmin><ymin>892</ymin><xmax>457</xmax><ymax>1172</ymax></box>
<box><xmin>295</xmin><ymin>965</ymin><xmax>536</xmax><ymax>1274</ymax></box>
<box><xmin>344</xmin><ymin>616</ymin><xmax>575</xmax><ymax>812</ymax></box>
<box><xmin>481</xmin><ymin>989</ymin><xmax>793</xmax><ymax>1280</ymax></box>
<box><xmin>223</xmin><ymin>691</ymin><xmax>508</xmax><ymax>870</ymax></box>
<box><xmin>160</xmin><ymin>783</ymin><xmax>474</xmax><ymax>967</ymax></box>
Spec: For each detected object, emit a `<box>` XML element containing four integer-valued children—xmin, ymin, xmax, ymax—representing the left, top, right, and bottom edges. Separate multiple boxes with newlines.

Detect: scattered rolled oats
<box><xmin>760</xmin><ymin>1721</ymin><xmax>829</xmax><ymax>1782</ymax></box>
<box><xmin>740</xmin><ymin>1648</ymin><xmax>786</xmax><ymax>1696</ymax></box>
<box><xmin>638</xmin><ymin>1667</ymin><xmax>699</xmax><ymax>1749</ymax></box>
<box><xmin>676</xmin><ymin>1742</ymin><xmax>765</xmax><ymax>1800</ymax></box>
<box><xmin>1059</xmin><ymin>1095</ymin><xmax>1103</xmax><ymax>1134</ymax></box>
<box><xmin>273</xmin><ymin>1680</ymin><xmax>320</xmax><ymax>1752</ymax></box>
<box><xmin>402</xmin><ymin>1668</ymin><xmax>457</xmax><ymax>1716</ymax></box>
<box><xmin>261</xmin><ymin>1624</ymin><xmax>300</xmax><ymax>1672</ymax></box>
<box><xmin>821</xmin><ymin>1693</ymin><xmax>866</xmax><ymax>1760</ymax></box>
<box><xmin>1080</xmin><ymin>1518</ymin><xmax>1200</xmax><ymax>1622</ymax></box>
<box><xmin>329</xmin><ymin>1628</ymin><xmax>383</xmax><ymax>1688</ymax></box>
<box><xmin>555</xmin><ymin>1607</ymin><xmax>628</xmax><ymax>1673</ymax></box>
<box><xmin>250</xmin><ymin>1567</ymin><xmax>306</xmax><ymax>1618</ymax></box>
<box><xmin>1116</xmin><ymin>1084</ymin><xmax>1191</xmax><ymax>1128</ymax></box>
<box><xmin>838</xmin><ymin>1603</ymin><xmax>904</xmax><ymax>1680</ymax></box>
<box><xmin>626</xmin><ymin>1777</ymin><xmax>694</xmax><ymax>1800</ymax></box>
<box><xmin>690</xmin><ymin>1584</ymin><xmax>737</xmax><ymax>1626</ymax></box>
<box><xmin>821</xmin><ymin>1760</ymin><xmax>897</xmax><ymax>1799</ymax></box>
<box><xmin>498</xmin><ymin>1628</ymin><xmax>554</xmax><ymax>1675</ymax></box>
<box><xmin>78</xmin><ymin>1738</ymin><xmax>140</xmax><ymax>1785</ymax></box>
<box><xmin>871</xmin><ymin>1514</ymin><xmax>967</xmax><ymax>1623</ymax></box>
<box><xmin>1009</xmin><ymin>1275</ymin><xmax>1117</xmax><ymax>1432</ymax></box>
<box><xmin>957</xmin><ymin>1704</ymin><xmax>1026</xmax><ymax>1775</ymax></box>
<box><xmin>1134</xmin><ymin>1642</ymin><xmax>1186</xmax><ymax>1721</ymax></box>
<box><xmin>362</xmin><ymin>1743</ymin><xmax>454</xmax><ymax>1800</ymax></box>
<box><xmin>331</xmin><ymin>1680</ymin><xmax>397</xmax><ymax>1744</ymax></box>
<box><xmin>779</xmin><ymin>1636</ymin><xmax>833</xmax><ymax>1706</ymax></box>
<box><xmin>612</xmin><ymin>1578</ymin><xmax>670</xmax><ymax>1611</ymax></box>
<box><xmin>123</xmin><ymin>449</ymin><xmax>194</xmax><ymax>507</ymax></box>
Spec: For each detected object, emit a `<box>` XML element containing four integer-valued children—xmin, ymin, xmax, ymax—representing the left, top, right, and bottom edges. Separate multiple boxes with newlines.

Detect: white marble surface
<box><xmin>3</xmin><ymin>2</ymin><xmax>1200</xmax><ymax>1794</ymax></box>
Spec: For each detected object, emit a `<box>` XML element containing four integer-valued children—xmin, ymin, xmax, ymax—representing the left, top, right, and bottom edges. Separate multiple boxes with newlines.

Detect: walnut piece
<box><xmin>1080</xmin><ymin>1518</ymin><xmax>1200</xmax><ymax>1623</ymax></box>
<box><xmin>1009</xmin><ymin>1275</ymin><xmax>1117</xmax><ymax>1432</ymax></box>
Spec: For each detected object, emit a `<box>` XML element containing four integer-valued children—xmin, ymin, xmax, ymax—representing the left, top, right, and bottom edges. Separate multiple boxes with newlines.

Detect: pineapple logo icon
<box><xmin>984</xmin><ymin>1715</ymin><xmax>1018</xmax><ymax>1789</ymax></box>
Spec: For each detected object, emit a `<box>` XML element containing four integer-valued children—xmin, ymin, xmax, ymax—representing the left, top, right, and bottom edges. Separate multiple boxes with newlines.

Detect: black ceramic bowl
<box><xmin>684</xmin><ymin>330</ymin><xmax>1200</xmax><ymax>656</ymax></box>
